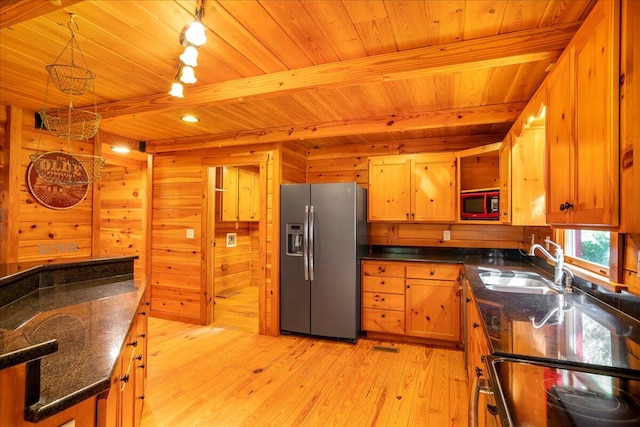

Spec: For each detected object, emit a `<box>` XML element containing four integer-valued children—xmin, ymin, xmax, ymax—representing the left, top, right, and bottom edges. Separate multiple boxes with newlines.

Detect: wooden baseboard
<box><xmin>363</xmin><ymin>331</ymin><xmax>463</xmax><ymax>350</ymax></box>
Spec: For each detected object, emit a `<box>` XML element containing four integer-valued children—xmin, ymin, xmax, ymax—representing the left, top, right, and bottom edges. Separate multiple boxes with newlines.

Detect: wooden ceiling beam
<box><xmin>0</xmin><ymin>0</ymin><xmax>85</xmax><ymax>29</ymax></box>
<box><xmin>97</xmin><ymin>22</ymin><xmax>579</xmax><ymax>120</ymax></box>
<box><xmin>145</xmin><ymin>102</ymin><xmax>526</xmax><ymax>153</ymax></box>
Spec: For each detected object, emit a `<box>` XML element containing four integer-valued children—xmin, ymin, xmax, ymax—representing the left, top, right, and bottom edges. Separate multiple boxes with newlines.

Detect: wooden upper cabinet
<box><xmin>368</xmin><ymin>153</ymin><xmax>456</xmax><ymax>222</ymax></box>
<box><xmin>368</xmin><ymin>156</ymin><xmax>411</xmax><ymax>221</ymax></box>
<box><xmin>221</xmin><ymin>166</ymin><xmax>260</xmax><ymax>222</ymax></box>
<box><xmin>546</xmin><ymin>0</ymin><xmax>620</xmax><ymax>227</ymax></box>
<box><xmin>412</xmin><ymin>153</ymin><xmax>457</xmax><ymax>222</ymax></box>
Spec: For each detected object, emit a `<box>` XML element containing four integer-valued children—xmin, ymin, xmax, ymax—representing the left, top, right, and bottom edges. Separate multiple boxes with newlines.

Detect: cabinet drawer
<box><xmin>406</xmin><ymin>263</ymin><xmax>460</xmax><ymax>280</ymax></box>
<box><xmin>362</xmin><ymin>291</ymin><xmax>404</xmax><ymax>311</ymax></box>
<box><xmin>362</xmin><ymin>276</ymin><xmax>405</xmax><ymax>294</ymax></box>
<box><xmin>362</xmin><ymin>261</ymin><xmax>405</xmax><ymax>277</ymax></box>
<box><xmin>362</xmin><ymin>308</ymin><xmax>405</xmax><ymax>335</ymax></box>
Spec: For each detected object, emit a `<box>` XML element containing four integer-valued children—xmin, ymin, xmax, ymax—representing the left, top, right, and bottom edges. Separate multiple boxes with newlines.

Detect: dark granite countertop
<box><xmin>0</xmin><ymin>256</ymin><xmax>144</xmax><ymax>422</ymax></box>
<box><xmin>364</xmin><ymin>247</ymin><xmax>640</xmax><ymax>373</ymax></box>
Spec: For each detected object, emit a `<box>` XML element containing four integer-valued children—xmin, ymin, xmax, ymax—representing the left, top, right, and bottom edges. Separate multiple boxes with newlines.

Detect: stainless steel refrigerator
<box><xmin>280</xmin><ymin>182</ymin><xmax>367</xmax><ymax>341</ymax></box>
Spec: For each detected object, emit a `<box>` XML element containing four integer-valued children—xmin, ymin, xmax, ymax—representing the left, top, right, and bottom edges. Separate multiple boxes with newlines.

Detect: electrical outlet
<box><xmin>443</xmin><ymin>230</ymin><xmax>451</xmax><ymax>241</ymax></box>
<box><xmin>185</xmin><ymin>228</ymin><xmax>194</xmax><ymax>239</ymax></box>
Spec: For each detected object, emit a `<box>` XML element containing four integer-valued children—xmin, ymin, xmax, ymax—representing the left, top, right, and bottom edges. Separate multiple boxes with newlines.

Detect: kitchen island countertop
<box><xmin>0</xmin><ymin>256</ymin><xmax>145</xmax><ymax>423</ymax></box>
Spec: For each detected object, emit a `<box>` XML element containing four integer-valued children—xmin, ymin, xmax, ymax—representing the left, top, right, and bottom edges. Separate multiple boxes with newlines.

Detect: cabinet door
<box><xmin>511</xmin><ymin>127</ymin><xmax>546</xmax><ymax>226</ymax></box>
<box><xmin>237</xmin><ymin>169</ymin><xmax>254</xmax><ymax>221</ymax></box>
<box><xmin>368</xmin><ymin>156</ymin><xmax>411</xmax><ymax>221</ymax></box>
<box><xmin>249</xmin><ymin>171</ymin><xmax>260</xmax><ymax>221</ymax></box>
<box><xmin>221</xmin><ymin>167</ymin><xmax>239</xmax><ymax>221</ymax></box>
<box><xmin>498</xmin><ymin>136</ymin><xmax>512</xmax><ymax>224</ymax></box>
<box><xmin>546</xmin><ymin>56</ymin><xmax>573</xmax><ymax>225</ymax></box>
<box><xmin>572</xmin><ymin>0</ymin><xmax>619</xmax><ymax>226</ymax></box>
<box><xmin>412</xmin><ymin>153</ymin><xmax>457</xmax><ymax>222</ymax></box>
<box><xmin>405</xmin><ymin>278</ymin><xmax>461</xmax><ymax>342</ymax></box>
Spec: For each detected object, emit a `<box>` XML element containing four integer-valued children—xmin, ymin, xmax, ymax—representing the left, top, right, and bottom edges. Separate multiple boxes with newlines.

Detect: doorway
<box><xmin>206</xmin><ymin>162</ymin><xmax>266</xmax><ymax>334</ymax></box>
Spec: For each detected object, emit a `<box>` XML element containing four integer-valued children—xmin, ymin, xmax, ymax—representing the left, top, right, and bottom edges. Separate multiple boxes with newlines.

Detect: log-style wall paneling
<box><xmin>151</xmin><ymin>156</ymin><xmax>203</xmax><ymax>323</ymax></box>
<box><xmin>151</xmin><ymin>147</ymin><xmax>276</xmax><ymax>333</ymax></box>
<box><xmin>0</xmin><ymin>106</ymin><xmax>151</xmax><ymax>274</ymax></box>
<box><xmin>98</xmin><ymin>155</ymin><xmax>147</xmax><ymax>279</ymax></box>
<box><xmin>17</xmin><ymin>110</ymin><xmax>94</xmax><ymax>262</ymax></box>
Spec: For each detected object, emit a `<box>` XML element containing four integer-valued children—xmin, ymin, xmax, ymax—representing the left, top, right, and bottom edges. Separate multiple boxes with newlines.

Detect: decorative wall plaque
<box><xmin>27</xmin><ymin>152</ymin><xmax>89</xmax><ymax>210</ymax></box>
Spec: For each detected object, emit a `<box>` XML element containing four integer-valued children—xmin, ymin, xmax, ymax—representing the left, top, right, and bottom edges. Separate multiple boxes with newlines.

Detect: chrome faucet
<box><xmin>528</xmin><ymin>239</ymin><xmax>572</xmax><ymax>293</ymax></box>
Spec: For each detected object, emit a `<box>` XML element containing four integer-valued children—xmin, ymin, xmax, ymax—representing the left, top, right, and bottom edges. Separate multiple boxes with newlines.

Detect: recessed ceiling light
<box><xmin>181</xmin><ymin>115</ymin><xmax>199</xmax><ymax>123</ymax></box>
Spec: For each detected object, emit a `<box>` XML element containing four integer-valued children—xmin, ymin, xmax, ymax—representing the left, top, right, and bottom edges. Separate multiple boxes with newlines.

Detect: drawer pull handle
<box><xmin>136</xmin><ymin>355</ymin><xmax>143</xmax><ymax>361</ymax></box>
<box><xmin>487</xmin><ymin>405</ymin><xmax>498</xmax><ymax>416</ymax></box>
<box><xmin>121</xmin><ymin>374</ymin><xmax>130</xmax><ymax>383</ymax></box>
<box><xmin>381</xmin><ymin>297</ymin><xmax>385</xmax><ymax>302</ymax></box>
<box><xmin>430</xmin><ymin>269</ymin><xmax>435</xmax><ymax>275</ymax></box>
<box><xmin>128</xmin><ymin>340</ymin><xmax>138</xmax><ymax>347</ymax></box>
<box><xmin>381</xmin><ymin>281</ymin><xmax>385</xmax><ymax>285</ymax></box>
<box><xmin>381</xmin><ymin>313</ymin><xmax>386</xmax><ymax>318</ymax></box>
<box><xmin>473</xmin><ymin>323</ymin><xmax>479</xmax><ymax>329</ymax></box>
<box><xmin>466</xmin><ymin>298</ymin><xmax>471</xmax><ymax>303</ymax></box>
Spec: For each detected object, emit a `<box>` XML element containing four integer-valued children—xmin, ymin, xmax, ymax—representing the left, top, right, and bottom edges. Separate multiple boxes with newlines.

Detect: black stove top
<box><xmin>487</xmin><ymin>356</ymin><xmax>640</xmax><ymax>426</ymax></box>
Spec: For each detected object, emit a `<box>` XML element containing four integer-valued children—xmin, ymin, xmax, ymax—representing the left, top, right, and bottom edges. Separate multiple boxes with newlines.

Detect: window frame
<box><xmin>554</xmin><ymin>229</ymin><xmax>624</xmax><ymax>286</ymax></box>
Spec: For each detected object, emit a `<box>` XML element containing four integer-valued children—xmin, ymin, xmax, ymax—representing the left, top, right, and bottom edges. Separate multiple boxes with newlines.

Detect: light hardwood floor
<box><xmin>141</xmin><ymin>287</ymin><xmax>469</xmax><ymax>426</ymax></box>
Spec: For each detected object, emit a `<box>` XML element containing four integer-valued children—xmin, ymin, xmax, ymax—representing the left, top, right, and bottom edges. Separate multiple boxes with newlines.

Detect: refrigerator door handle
<box><xmin>303</xmin><ymin>205</ymin><xmax>309</xmax><ymax>281</ymax></box>
<box><xmin>309</xmin><ymin>205</ymin><xmax>315</xmax><ymax>282</ymax></box>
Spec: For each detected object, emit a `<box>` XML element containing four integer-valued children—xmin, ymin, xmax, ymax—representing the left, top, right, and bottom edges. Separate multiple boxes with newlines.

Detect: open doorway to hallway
<box><xmin>208</xmin><ymin>165</ymin><xmax>262</xmax><ymax>333</ymax></box>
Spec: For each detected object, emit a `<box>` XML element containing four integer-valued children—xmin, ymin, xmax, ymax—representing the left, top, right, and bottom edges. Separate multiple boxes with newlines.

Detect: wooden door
<box><xmin>572</xmin><ymin>0</ymin><xmax>619</xmax><ymax>226</ymax></box>
<box><xmin>405</xmin><ymin>278</ymin><xmax>460</xmax><ymax>342</ymax></box>
<box><xmin>545</xmin><ymin>55</ymin><xmax>573</xmax><ymax>225</ymax></box>
<box><xmin>412</xmin><ymin>153</ymin><xmax>457</xmax><ymax>222</ymax></box>
<box><xmin>368</xmin><ymin>156</ymin><xmax>411</xmax><ymax>221</ymax></box>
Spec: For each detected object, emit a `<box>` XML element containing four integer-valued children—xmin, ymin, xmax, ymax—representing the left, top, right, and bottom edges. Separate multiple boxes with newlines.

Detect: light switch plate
<box><xmin>443</xmin><ymin>230</ymin><xmax>451</xmax><ymax>241</ymax></box>
<box><xmin>186</xmin><ymin>228</ymin><xmax>195</xmax><ymax>239</ymax></box>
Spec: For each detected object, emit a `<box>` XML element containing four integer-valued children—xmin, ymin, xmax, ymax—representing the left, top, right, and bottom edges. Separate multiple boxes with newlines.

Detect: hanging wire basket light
<box><xmin>30</xmin><ymin>13</ymin><xmax>105</xmax><ymax>187</ymax></box>
<box><xmin>38</xmin><ymin>107</ymin><xmax>101</xmax><ymax>141</ymax></box>
<box><xmin>45</xmin><ymin>15</ymin><xmax>96</xmax><ymax>95</ymax></box>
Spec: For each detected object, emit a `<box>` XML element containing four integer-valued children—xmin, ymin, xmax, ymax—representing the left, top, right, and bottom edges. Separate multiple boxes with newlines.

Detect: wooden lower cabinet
<box><xmin>361</xmin><ymin>261</ymin><xmax>406</xmax><ymax>335</ymax></box>
<box><xmin>98</xmin><ymin>289</ymin><xmax>149</xmax><ymax>427</ymax></box>
<box><xmin>465</xmin><ymin>280</ymin><xmax>502</xmax><ymax>427</ymax></box>
<box><xmin>361</xmin><ymin>260</ymin><xmax>462</xmax><ymax>344</ymax></box>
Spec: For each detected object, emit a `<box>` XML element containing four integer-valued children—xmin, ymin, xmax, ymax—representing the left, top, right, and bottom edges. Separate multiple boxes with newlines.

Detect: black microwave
<box><xmin>460</xmin><ymin>189</ymin><xmax>499</xmax><ymax>220</ymax></box>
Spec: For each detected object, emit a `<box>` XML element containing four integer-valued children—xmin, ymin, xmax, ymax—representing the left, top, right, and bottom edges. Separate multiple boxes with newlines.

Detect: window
<box><xmin>561</xmin><ymin>229</ymin><xmax>611</xmax><ymax>276</ymax></box>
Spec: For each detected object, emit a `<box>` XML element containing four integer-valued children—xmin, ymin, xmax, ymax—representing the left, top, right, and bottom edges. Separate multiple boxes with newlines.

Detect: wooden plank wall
<box><xmin>18</xmin><ymin>109</ymin><xmax>94</xmax><ymax>262</ymax></box>
<box><xmin>98</xmin><ymin>137</ymin><xmax>148</xmax><ymax>280</ymax></box>
<box><xmin>0</xmin><ymin>106</ymin><xmax>149</xmax><ymax>275</ymax></box>
<box><xmin>150</xmin><ymin>146</ymin><xmax>276</xmax><ymax>330</ymax></box>
<box><xmin>151</xmin><ymin>155</ymin><xmax>203</xmax><ymax>323</ymax></box>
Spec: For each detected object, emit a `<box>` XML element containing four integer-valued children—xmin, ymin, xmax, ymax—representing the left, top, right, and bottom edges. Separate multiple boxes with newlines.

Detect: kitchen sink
<box><xmin>478</xmin><ymin>270</ymin><xmax>558</xmax><ymax>295</ymax></box>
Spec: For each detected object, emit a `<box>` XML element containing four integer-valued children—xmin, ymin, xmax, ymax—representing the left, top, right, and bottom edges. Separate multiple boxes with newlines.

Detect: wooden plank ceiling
<box><xmin>0</xmin><ymin>0</ymin><xmax>596</xmax><ymax>153</ymax></box>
